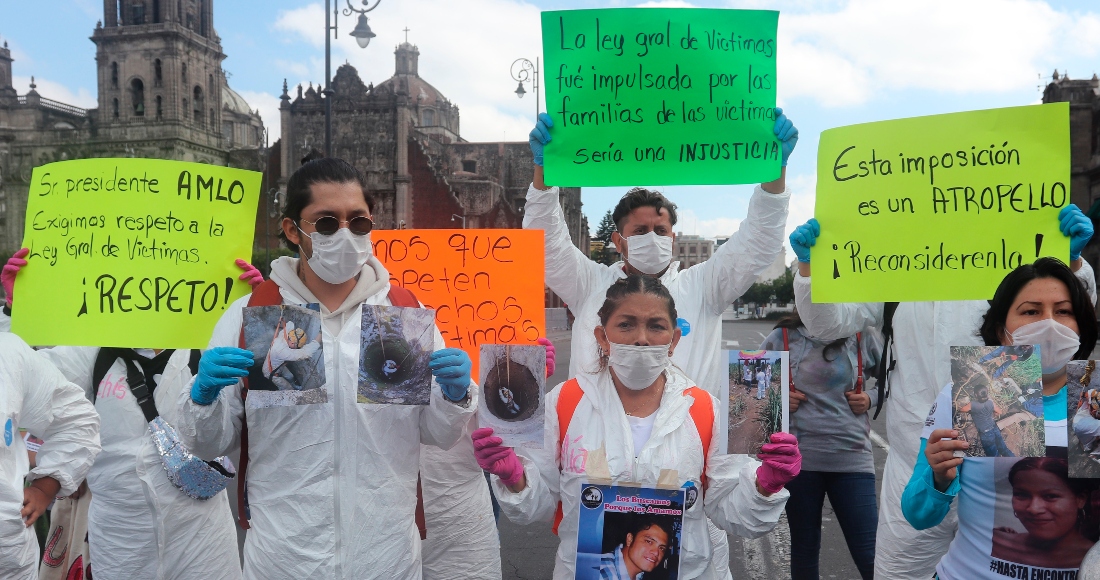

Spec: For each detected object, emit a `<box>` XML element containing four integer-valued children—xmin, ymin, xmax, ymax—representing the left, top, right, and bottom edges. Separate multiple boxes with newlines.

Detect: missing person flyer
<box><xmin>575</xmin><ymin>483</ymin><xmax>686</xmax><ymax>580</ymax></box>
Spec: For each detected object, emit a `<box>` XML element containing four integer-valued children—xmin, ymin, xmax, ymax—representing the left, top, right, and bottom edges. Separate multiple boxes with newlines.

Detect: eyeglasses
<box><xmin>299</xmin><ymin>216</ymin><xmax>374</xmax><ymax>236</ymax></box>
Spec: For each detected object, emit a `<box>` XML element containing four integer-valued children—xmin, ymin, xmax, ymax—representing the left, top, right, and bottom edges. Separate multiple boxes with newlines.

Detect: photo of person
<box><xmin>242</xmin><ymin>304</ymin><xmax>327</xmax><ymax>407</ymax></box>
<box><xmin>991</xmin><ymin>457</ymin><xmax>1100</xmax><ymax>570</ymax></box>
<box><xmin>950</xmin><ymin>345</ymin><xmax>1045</xmax><ymax>458</ymax></box>
<box><xmin>477</xmin><ymin>344</ymin><xmax>545</xmax><ymax>449</ymax></box>
<box><xmin>1065</xmin><ymin>360</ymin><xmax>1100</xmax><ymax>478</ymax></box>
<box><xmin>575</xmin><ymin>484</ymin><xmax>685</xmax><ymax>580</ymax></box>
<box><xmin>357</xmin><ymin>304</ymin><xmax>436</xmax><ymax>404</ymax></box>
<box><xmin>726</xmin><ymin>350</ymin><xmax>790</xmax><ymax>455</ymax></box>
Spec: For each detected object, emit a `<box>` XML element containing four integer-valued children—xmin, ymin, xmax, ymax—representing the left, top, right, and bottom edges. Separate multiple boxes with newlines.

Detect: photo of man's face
<box><xmin>625</xmin><ymin>524</ymin><xmax>669</xmax><ymax>574</ymax></box>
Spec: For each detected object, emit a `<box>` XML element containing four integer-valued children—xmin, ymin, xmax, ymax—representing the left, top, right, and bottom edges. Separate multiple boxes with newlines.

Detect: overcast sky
<box><xmin>4</xmin><ymin>0</ymin><xmax>1100</xmax><ymax>260</ymax></box>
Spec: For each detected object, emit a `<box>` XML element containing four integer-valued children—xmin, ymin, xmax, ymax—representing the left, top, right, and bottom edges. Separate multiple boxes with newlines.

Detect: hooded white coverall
<box><xmin>176</xmin><ymin>256</ymin><xmax>477</xmax><ymax>580</ymax></box>
<box><xmin>0</xmin><ymin>333</ymin><xmax>100</xmax><ymax>580</ymax></box>
<box><xmin>793</xmin><ymin>264</ymin><xmax>1096</xmax><ymax>579</ymax></box>
<box><xmin>37</xmin><ymin>347</ymin><xmax>242</xmax><ymax>580</ymax></box>
<box><xmin>524</xmin><ymin>183</ymin><xmax>790</xmax><ymax>578</ymax></box>
<box><xmin>490</xmin><ymin>366</ymin><xmax>788</xmax><ymax>580</ymax></box>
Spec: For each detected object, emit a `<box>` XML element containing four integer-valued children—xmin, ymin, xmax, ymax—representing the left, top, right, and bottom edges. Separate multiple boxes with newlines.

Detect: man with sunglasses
<box><xmin>178</xmin><ymin>157</ymin><xmax>480</xmax><ymax>580</ymax></box>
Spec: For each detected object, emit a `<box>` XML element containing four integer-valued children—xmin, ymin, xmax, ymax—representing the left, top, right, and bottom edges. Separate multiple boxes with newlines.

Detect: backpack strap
<box><xmin>873</xmin><ymin>302</ymin><xmax>900</xmax><ymax>420</ymax></box>
<box><xmin>854</xmin><ymin>333</ymin><xmax>864</xmax><ymax>394</ymax></box>
<box><xmin>552</xmin><ymin>379</ymin><xmax>584</xmax><ymax>536</ymax></box>
<box><xmin>234</xmin><ymin>279</ymin><xmax>284</xmax><ymax>530</ymax></box>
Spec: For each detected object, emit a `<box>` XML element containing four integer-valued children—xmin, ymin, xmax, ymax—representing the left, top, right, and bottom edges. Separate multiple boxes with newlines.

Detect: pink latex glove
<box><xmin>538</xmin><ymin>337</ymin><xmax>556</xmax><ymax>378</ymax></box>
<box><xmin>472</xmin><ymin>427</ymin><xmax>524</xmax><ymax>487</ymax></box>
<box><xmin>756</xmin><ymin>432</ymin><xmax>801</xmax><ymax>494</ymax></box>
<box><xmin>236</xmin><ymin>259</ymin><xmax>264</xmax><ymax>288</ymax></box>
<box><xmin>2</xmin><ymin>248</ymin><xmax>29</xmax><ymax>308</ymax></box>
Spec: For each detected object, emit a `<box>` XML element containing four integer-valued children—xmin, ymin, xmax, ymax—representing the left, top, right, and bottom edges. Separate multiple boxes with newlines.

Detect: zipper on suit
<box><xmin>330</xmin><ymin>319</ymin><xmax>344</xmax><ymax>578</ymax></box>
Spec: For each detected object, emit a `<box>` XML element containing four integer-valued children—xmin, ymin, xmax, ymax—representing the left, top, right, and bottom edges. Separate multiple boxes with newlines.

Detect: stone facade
<box><xmin>275</xmin><ymin>43</ymin><xmax>590</xmax><ymax>255</ymax></box>
<box><xmin>674</xmin><ymin>234</ymin><xmax>715</xmax><ymax>269</ymax></box>
<box><xmin>0</xmin><ymin>0</ymin><xmax>265</xmax><ymax>252</ymax></box>
<box><xmin>1042</xmin><ymin>71</ymin><xmax>1100</xmax><ymax>211</ymax></box>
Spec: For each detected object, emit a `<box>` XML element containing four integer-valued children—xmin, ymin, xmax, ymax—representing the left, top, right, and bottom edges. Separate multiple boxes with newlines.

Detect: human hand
<box><xmin>22</xmin><ymin>477</ymin><xmax>60</xmax><ymax>527</ymax></box>
<box><xmin>472</xmin><ymin>427</ymin><xmax>525</xmax><ymax>488</ymax></box>
<box><xmin>756</xmin><ymin>432</ymin><xmax>801</xmax><ymax>494</ymax></box>
<box><xmin>538</xmin><ymin>337</ymin><xmax>556</xmax><ymax>378</ymax></box>
<box><xmin>925</xmin><ymin>429</ymin><xmax>968</xmax><ymax>492</ymax></box>
<box><xmin>846</xmin><ymin>390</ymin><xmax>871</xmax><ymax>415</ymax></box>
<box><xmin>430</xmin><ymin>348</ymin><xmax>472</xmax><ymax>402</ymax></box>
<box><xmin>774</xmin><ymin>108</ymin><xmax>798</xmax><ymax>167</ymax></box>
<box><xmin>529</xmin><ymin>113</ymin><xmax>553</xmax><ymax>167</ymax></box>
<box><xmin>236</xmin><ymin>259</ymin><xmax>264</xmax><ymax>288</ymax></box>
<box><xmin>191</xmin><ymin>347</ymin><xmax>253</xmax><ymax>406</ymax></box>
<box><xmin>1</xmin><ymin>248</ymin><xmax>29</xmax><ymax>308</ymax></box>
<box><xmin>1059</xmin><ymin>204</ymin><xmax>1094</xmax><ymax>262</ymax></box>
<box><xmin>789</xmin><ymin>388</ymin><xmax>807</xmax><ymax>413</ymax></box>
<box><xmin>789</xmin><ymin>219</ymin><xmax>820</xmax><ymax>264</ymax></box>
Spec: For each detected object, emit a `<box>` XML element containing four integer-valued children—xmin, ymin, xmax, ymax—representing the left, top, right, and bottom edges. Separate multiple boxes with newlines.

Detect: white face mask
<box><xmin>624</xmin><ymin>232</ymin><xmax>674</xmax><ymax>275</ymax></box>
<box><xmin>300</xmin><ymin>227</ymin><xmax>372</xmax><ymax>284</ymax></box>
<box><xmin>1010</xmin><ymin>318</ymin><xmax>1080</xmax><ymax>375</ymax></box>
<box><xmin>606</xmin><ymin>341</ymin><xmax>671</xmax><ymax>390</ymax></box>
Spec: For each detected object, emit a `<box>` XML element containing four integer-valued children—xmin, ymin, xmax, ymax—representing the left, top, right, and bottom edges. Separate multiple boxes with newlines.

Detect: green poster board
<box><xmin>13</xmin><ymin>158</ymin><xmax>261</xmax><ymax>348</ymax></box>
<box><xmin>812</xmin><ymin>103</ymin><xmax>1071</xmax><ymax>303</ymax></box>
<box><xmin>541</xmin><ymin>8</ymin><xmax>780</xmax><ymax>187</ymax></box>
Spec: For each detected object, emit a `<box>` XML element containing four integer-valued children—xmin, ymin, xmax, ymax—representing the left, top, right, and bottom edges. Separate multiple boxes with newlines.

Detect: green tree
<box><xmin>590</xmin><ymin>209</ymin><xmax>617</xmax><ymax>265</ymax></box>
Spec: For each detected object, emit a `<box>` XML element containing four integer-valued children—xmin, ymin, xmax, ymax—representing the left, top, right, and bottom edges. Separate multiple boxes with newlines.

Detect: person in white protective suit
<box><xmin>786</xmin><ymin>208</ymin><xmax>1096</xmax><ymax>579</ymax></box>
<box><xmin>474</xmin><ymin>275</ymin><xmax>801</xmax><ymax>579</ymax></box>
<box><xmin>0</xmin><ymin>332</ymin><xmax>100</xmax><ymax>580</ymax></box>
<box><xmin>1073</xmin><ymin>389</ymin><xmax>1100</xmax><ymax>459</ymax></box>
<box><xmin>524</xmin><ymin>109</ymin><xmax>799</xmax><ymax>579</ymax></box>
<box><xmin>0</xmin><ymin>253</ymin><xmax>264</xmax><ymax>580</ymax></box>
<box><xmin>176</xmin><ymin>157</ymin><xmax>477</xmax><ymax>580</ymax></box>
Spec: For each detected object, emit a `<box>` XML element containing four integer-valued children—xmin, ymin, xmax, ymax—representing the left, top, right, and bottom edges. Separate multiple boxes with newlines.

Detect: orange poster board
<box><xmin>372</xmin><ymin>229</ymin><xmax>545</xmax><ymax>376</ymax></box>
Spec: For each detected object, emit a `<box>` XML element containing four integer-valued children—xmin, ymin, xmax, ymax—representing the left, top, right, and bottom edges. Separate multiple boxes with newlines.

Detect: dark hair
<box><xmin>611</xmin><ymin>187</ymin><xmax>678</xmax><ymax>231</ymax></box>
<box><xmin>278</xmin><ymin>157</ymin><xmax>375</xmax><ymax>252</ymax></box>
<box><xmin>1008</xmin><ymin>457</ymin><xmax>1090</xmax><ymax>495</ymax></box>
<box><xmin>773</xmin><ymin>309</ymin><xmax>848</xmax><ymax>362</ymax></box>
<box><xmin>624</xmin><ymin>516</ymin><xmax>673</xmax><ymax>545</ymax></box>
<box><xmin>597</xmin><ymin>275</ymin><xmax>678</xmax><ymax>327</ymax></box>
<box><xmin>980</xmin><ymin>257</ymin><xmax>1098</xmax><ymax>359</ymax></box>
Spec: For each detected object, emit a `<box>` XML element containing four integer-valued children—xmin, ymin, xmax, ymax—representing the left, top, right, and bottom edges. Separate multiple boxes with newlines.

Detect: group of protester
<box><xmin>2</xmin><ymin>102</ymin><xmax>1100</xmax><ymax>580</ymax></box>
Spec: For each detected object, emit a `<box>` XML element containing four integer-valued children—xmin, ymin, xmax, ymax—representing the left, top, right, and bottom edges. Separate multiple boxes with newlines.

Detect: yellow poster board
<box><xmin>812</xmin><ymin>103</ymin><xmax>1070</xmax><ymax>303</ymax></box>
<box><xmin>13</xmin><ymin>158</ymin><xmax>261</xmax><ymax>348</ymax></box>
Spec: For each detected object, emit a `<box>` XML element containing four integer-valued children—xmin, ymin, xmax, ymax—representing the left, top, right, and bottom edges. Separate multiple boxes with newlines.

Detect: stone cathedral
<box><xmin>0</xmin><ymin>0</ymin><xmax>265</xmax><ymax>252</ymax></box>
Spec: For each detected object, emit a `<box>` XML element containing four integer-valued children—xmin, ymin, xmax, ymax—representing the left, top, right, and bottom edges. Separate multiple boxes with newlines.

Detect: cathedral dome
<box><xmin>222</xmin><ymin>81</ymin><xmax>252</xmax><ymax>115</ymax></box>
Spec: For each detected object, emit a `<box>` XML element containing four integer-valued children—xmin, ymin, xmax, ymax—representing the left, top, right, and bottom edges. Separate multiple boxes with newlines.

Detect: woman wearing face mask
<box><xmin>175</xmin><ymin>157</ymin><xmax>479</xmax><ymax>580</ymax></box>
<box><xmin>474</xmin><ymin>275</ymin><xmax>801</xmax><ymax>579</ymax></box>
<box><xmin>902</xmin><ymin>257</ymin><xmax>1100</xmax><ymax>578</ymax></box>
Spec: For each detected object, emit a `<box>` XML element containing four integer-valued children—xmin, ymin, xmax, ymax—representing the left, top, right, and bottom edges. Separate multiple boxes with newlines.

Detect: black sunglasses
<box><xmin>300</xmin><ymin>216</ymin><xmax>374</xmax><ymax>236</ymax></box>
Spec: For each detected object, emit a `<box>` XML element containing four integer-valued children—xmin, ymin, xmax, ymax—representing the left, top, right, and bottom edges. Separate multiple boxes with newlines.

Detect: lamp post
<box><xmin>325</xmin><ymin>0</ymin><xmax>381</xmax><ymax>156</ymax></box>
<box><xmin>451</xmin><ymin>214</ymin><xmax>466</xmax><ymax>228</ymax></box>
<box><xmin>510</xmin><ymin>58</ymin><xmax>539</xmax><ymax>120</ymax></box>
<box><xmin>265</xmin><ymin>188</ymin><xmax>282</xmax><ymax>268</ymax></box>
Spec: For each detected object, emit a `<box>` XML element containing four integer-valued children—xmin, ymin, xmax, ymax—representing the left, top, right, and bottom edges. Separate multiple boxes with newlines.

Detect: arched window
<box><xmin>182</xmin><ymin>97</ymin><xmax>188</xmax><ymax>120</ymax></box>
<box><xmin>111</xmin><ymin>62</ymin><xmax>119</xmax><ymax>88</ymax></box>
<box><xmin>131</xmin><ymin>78</ymin><xmax>145</xmax><ymax>116</ymax></box>
<box><xmin>129</xmin><ymin>1</ymin><xmax>146</xmax><ymax>24</ymax></box>
<box><xmin>181</xmin><ymin>62</ymin><xmax>187</xmax><ymax>85</ymax></box>
<box><xmin>155</xmin><ymin>95</ymin><xmax>162</xmax><ymax>119</ymax></box>
<box><xmin>154</xmin><ymin>59</ymin><xmax>162</xmax><ymax>87</ymax></box>
<box><xmin>112</xmin><ymin>98</ymin><xmax>119</xmax><ymax>118</ymax></box>
<box><xmin>423</xmin><ymin>109</ymin><xmax>434</xmax><ymax>126</ymax></box>
<box><xmin>209</xmin><ymin>108</ymin><xmax>215</xmax><ymax>130</ymax></box>
<box><xmin>193</xmin><ymin>86</ymin><xmax>204</xmax><ymax>126</ymax></box>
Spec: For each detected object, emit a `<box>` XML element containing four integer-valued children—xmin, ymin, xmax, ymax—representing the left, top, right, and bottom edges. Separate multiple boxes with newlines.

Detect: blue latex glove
<box><xmin>1059</xmin><ymin>204</ymin><xmax>1094</xmax><ymax>261</ymax></box>
<box><xmin>790</xmin><ymin>218</ymin><xmax>820</xmax><ymax>263</ymax></box>
<box><xmin>529</xmin><ymin>113</ymin><xmax>553</xmax><ymax>167</ymax></box>
<box><xmin>429</xmin><ymin>348</ymin><xmax>472</xmax><ymax>402</ymax></box>
<box><xmin>773</xmin><ymin>107</ymin><xmax>798</xmax><ymax>167</ymax></box>
<box><xmin>191</xmin><ymin>347</ymin><xmax>253</xmax><ymax>406</ymax></box>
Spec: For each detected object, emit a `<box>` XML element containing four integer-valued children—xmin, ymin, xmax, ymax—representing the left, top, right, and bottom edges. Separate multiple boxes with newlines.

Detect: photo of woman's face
<box><xmin>1011</xmin><ymin>469</ymin><xmax>1086</xmax><ymax>541</ymax></box>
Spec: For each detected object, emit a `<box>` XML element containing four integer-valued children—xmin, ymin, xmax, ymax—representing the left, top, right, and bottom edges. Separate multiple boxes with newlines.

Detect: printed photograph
<box><xmin>575</xmin><ymin>483</ymin><xmax>685</xmax><ymax>580</ymax></box>
<box><xmin>1066</xmin><ymin>361</ymin><xmax>1100</xmax><ymax>478</ymax></box>
<box><xmin>478</xmin><ymin>344</ymin><xmax>545</xmax><ymax>449</ymax></box>
<box><xmin>726</xmin><ymin>350</ymin><xmax>790</xmax><ymax>455</ymax></box>
<box><xmin>241</xmin><ymin>304</ymin><xmax>327</xmax><ymax>408</ymax></box>
<box><xmin>991</xmin><ymin>457</ymin><xmax>1100</xmax><ymax>571</ymax></box>
<box><xmin>358</xmin><ymin>304</ymin><xmax>436</xmax><ymax>404</ymax></box>
<box><xmin>950</xmin><ymin>345</ymin><xmax>1045</xmax><ymax>458</ymax></box>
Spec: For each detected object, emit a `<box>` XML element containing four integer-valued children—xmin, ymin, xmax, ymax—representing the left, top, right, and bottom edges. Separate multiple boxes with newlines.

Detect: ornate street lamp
<box><xmin>510</xmin><ymin>58</ymin><xmax>539</xmax><ymax>119</ymax></box>
<box><xmin>324</xmin><ymin>0</ymin><xmax>382</xmax><ymax>156</ymax></box>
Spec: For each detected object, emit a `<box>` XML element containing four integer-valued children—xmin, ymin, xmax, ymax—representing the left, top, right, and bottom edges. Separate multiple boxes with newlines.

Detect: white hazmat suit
<box><xmin>37</xmin><ymin>347</ymin><xmax>242</xmax><ymax>580</ymax></box>
<box><xmin>524</xmin><ymin>183</ymin><xmax>789</xmax><ymax>578</ymax></box>
<box><xmin>793</xmin><ymin>264</ymin><xmax>1096</xmax><ymax>579</ymax></box>
<box><xmin>0</xmin><ymin>333</ymin><xmax>100</xmax><ymax>580</ymax></box>
<box><xmin>491</xmin><ymin>366</ymin><xmax>788</xmax><ymax>579</ymax></box>
<box><xmin>176</xmin><ymin>256</ymin><xmax>477</xmax><ymax>580</ymax></box>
